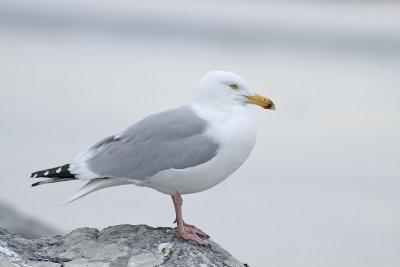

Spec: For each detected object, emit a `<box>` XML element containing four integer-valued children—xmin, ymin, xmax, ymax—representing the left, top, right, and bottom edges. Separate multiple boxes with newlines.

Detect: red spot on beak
<box><xmin>263</xmin><ymin>106</ymin><xmax>269</xmax><ymax>109</ymax></box>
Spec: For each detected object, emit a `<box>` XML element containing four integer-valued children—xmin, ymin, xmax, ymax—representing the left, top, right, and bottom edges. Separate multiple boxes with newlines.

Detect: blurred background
<box><xmin>1</xmin><ymin>0</ymin><xmax>399</xmax><ymax>266</ymax></box>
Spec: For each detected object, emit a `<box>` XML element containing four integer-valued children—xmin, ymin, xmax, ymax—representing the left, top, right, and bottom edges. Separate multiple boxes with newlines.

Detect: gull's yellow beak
<box><xmin>246</xmin><ymin>93</ymin><xmax>276</xmax><ymax>110</ymax></box>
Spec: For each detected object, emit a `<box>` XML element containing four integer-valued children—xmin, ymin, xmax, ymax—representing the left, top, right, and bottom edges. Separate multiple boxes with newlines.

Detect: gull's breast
<box><xmin>145</xmin><ymin>105</ymin><xmax>257</xmax><ymax>195</ymax></box>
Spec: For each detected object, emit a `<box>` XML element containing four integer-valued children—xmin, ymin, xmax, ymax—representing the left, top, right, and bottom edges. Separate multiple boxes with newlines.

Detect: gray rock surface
<box><xmin>0</xmin><ymin>224</ymin><xmax>248</xmax><ymax>267</ymax></box>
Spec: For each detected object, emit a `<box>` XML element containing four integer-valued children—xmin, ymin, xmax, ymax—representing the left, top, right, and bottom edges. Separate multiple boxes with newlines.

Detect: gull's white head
<box><xmin>195</xmin><ymin>71</ymin><xmax>275</xmax><ymax>110</ymax></box>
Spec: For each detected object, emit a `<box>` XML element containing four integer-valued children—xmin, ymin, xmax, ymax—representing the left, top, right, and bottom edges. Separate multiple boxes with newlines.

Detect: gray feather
<box><xmin>86</xmin><ymin>105</ymin><xmax>219</xmax><ymax>180</ymax></box>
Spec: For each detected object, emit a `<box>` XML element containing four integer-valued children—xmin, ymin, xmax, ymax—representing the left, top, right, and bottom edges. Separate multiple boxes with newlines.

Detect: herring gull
<box><xmin>31</xmin><ymin>71</ymin><xmax>275</xmax><ymax>246</ymax></box>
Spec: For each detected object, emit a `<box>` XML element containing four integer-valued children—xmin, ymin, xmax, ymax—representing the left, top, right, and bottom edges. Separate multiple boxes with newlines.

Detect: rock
<box><xmin>0</xmin><ymin>201</ymin><xmax>59</xmax><ymax>239</ymax></box>
<box><xmin>0</xmin><ymin>224</ymin><xmax>247</xmax><ymax>267</ymax></box>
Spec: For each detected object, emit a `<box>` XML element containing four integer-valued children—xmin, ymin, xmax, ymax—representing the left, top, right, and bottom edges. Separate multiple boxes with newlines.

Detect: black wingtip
<box><xmin>30</xmin><ymin>164</ymin><xmax>77</xmax><ymax>188</ymax></box>
<box><xmin>31</xmin><ymin>181</ymin><xmax>41</xmax><ymax>187</ymax></box>
<box><xmin>31</xmin><ymin>178</ymin><xmax>76</xmax><ymax>187</ymax></box>
<box><xmin>30</xmin><ymin>164</ymin><xmax>74</xmax><ymax>179</ymax></box>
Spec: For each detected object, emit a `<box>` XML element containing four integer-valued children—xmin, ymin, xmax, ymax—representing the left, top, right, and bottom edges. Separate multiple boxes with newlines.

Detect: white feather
<box><xmin>62</xmin><ymin>178</ymin><xmax>131</xmax><ymax>205</ymax></box>
<box><xmin>61</xmin><ymin>71</ymin><xmax>260</xmax><ymax>199</ymax></box>
<box><xmin>69</xmin><ymin>149</ymin><xmax>100</xmax><ymax>180</ymax></box>
<box><xmin>143</xmin><ymin>102</ymin><xmax>257</xmax><ymax>195</ymax></box>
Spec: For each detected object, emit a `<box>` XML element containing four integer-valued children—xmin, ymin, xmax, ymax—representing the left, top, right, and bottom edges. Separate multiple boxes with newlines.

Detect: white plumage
<box><xmin>31</xmin><ymin>71</ymin><xmax>275</xmax><ymax>245</ymax></box>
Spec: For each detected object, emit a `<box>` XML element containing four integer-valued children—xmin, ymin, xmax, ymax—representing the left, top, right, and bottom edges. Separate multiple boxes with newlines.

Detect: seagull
<box><xmin>30</xmin><ymin>71</ymin><xmax>275</xmax><ymax>246</ymax></box>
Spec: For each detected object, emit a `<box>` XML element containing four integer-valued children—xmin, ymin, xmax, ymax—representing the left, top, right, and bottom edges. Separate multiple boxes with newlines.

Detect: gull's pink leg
<box><xmin>171</xmin><ymin>194</ymin><xmax>209</xmax><ymax>246</ymax></box>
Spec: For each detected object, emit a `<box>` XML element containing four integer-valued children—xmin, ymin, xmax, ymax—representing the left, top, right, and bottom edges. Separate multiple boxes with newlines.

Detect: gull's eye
<box><xmin>230</xmin><ymin>84</ymin><xmax>238</xmax><ymax>90</ymax></box>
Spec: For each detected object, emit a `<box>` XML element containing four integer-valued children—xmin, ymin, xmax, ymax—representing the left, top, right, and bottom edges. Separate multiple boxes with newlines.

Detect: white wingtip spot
<box><xmin>114</xmin><ymin>131</ymin><xmax>123</xmax><ymax>140</ymax></box>
<box><xmin>44</xmin><ymin>171</ymin><xmax>49</xmax><ymax>176</ymax></box>
<box><xmin>33</xmin><ymin>173</ymin><xmax>37</xmax><ymax>178</ymax></box>
<box><xmin>56</xmin><ymin>167</ymin><xmax>62</xmax><ymax>173</ymax></box>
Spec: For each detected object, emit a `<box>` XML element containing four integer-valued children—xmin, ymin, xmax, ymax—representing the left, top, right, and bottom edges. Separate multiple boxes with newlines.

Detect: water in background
<box><xmin>1</xmin><ymin>1</ymin><xmax>399</xmax><ymax>266</ymax></box>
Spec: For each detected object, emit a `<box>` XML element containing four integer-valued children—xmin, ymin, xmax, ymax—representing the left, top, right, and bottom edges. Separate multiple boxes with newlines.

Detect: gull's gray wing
<box><xmin>81</xmin><ymin>105</ymin><xmax>219</xmax><ymax>180</ymax></box>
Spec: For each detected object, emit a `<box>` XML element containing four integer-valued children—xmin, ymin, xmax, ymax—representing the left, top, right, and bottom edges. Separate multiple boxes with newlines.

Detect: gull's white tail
<box><xmin>62</xmin><ymin>178</ymin><xmax>131</xmax><ymax>205</ymax></box>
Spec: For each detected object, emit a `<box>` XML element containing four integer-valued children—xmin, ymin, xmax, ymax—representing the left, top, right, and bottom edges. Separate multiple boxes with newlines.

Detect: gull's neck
<box><xmin>189</xmin><ymin>100</ymin><xmax>252</xmax><ymax>125</ymax></box>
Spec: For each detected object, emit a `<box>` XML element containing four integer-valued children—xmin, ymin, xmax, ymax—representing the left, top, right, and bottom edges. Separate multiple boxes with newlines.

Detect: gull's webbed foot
<box><xmin>174</xmin><ymin>220</ymin><xmax>210</xmax><ymax>239</ymax></box>
<box><xmin>175</xmin><ymin>224</ymin><xmax>209</xmax><ymax>246</ymax></box>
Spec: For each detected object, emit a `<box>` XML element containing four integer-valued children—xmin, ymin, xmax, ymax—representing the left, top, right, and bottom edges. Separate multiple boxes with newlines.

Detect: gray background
<box><xmin>1</xmin><ymin>0</ymin><xmax>399</xmax><ymax>266</ymax></box>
